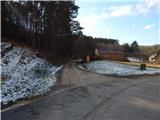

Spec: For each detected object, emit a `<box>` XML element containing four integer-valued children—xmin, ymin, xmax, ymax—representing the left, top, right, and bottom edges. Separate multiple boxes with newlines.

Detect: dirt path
<box><xmin>56</xmin><ymin>61</ymin><xmax>117</xmax><ymax>88</ymax></box>
<box><xmin>2</xmin><ymin>61</ymin><xmax>160</xmax><ymax>120</ymax></box>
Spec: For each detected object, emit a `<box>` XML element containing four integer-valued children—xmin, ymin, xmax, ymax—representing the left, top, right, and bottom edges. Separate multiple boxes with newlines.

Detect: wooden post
<box><xmin>140</xmin><ymin>63</ymin><xmax>146</xmax><ymax>70</ymax></box>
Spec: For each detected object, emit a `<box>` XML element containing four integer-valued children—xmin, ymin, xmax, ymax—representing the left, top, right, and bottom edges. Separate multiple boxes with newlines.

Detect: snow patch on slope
<box><xmin>1</xmin><ymin>46</ymin><xmax>62</xmax><ymax>105</ymax></box>
<box><xmin>79</xmin><ymin>60</ymin><xmax>160</xmax><ymax>76</ymax></box>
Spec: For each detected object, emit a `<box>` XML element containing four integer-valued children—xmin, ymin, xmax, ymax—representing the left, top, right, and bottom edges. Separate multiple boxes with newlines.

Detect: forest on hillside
<box><xmin>2</xmin><ymin>1</ymin><xmax>82</xmax><ymax>61</ymax></box>
<box><xmin>2</xmin><ymin>1</ymin><xmax>158</xmax><ymax>63</ymax></box>
<box><xmin>1</xmin><ymin>1</ymin><xmax>121</xmax><ymax>62</ymax></box>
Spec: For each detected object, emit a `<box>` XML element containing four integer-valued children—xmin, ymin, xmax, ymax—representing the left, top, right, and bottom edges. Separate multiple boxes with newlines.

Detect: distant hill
<box><xmin>139</xmin><ymin>44</ymin><xmax>160</xmax><ymax>58</ymax></box>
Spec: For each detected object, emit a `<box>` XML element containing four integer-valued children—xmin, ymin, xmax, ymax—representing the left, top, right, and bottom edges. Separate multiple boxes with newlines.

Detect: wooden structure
<box><xmin>149</xmin><ymin>51</ymin><xmax>160</xmax><ymax>64</ymax></box>
<box><xmin>140</xmin><ymin>63</ymin><xmax>146</xmax><ymax>70</ymax></box>
<box><xmin>149</xmin><ymin>53</ymin><xmax>157</xmax><ymax>62</ymax></box>
<box><xmin>125</xmin><ymin>57</ymin><xmax>144</xmax><ymax>62</ymax></box>
<box><xmin>95</xmin><ymin>48</ymin><xmax>125</xmax><ymax>61</ymax></box>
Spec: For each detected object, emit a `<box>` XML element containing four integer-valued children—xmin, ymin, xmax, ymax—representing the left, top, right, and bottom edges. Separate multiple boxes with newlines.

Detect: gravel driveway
<box><xmin>2</xmin><ymin>61</ymin><xmax>160</xmax><ymax>120</ymax></box>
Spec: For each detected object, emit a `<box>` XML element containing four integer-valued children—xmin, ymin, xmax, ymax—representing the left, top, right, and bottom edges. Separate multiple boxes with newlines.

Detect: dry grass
<box><xmin>116</xmin><ymin>61</ymin><xmax>160</xmax><ymax>68</ymax></box>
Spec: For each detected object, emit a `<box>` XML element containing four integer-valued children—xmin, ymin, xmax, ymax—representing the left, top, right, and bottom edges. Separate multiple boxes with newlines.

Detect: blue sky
<box><xmin>75</xmin><ymin>0</ymin><xmax>159</xmax><ymax>45</ymax></box>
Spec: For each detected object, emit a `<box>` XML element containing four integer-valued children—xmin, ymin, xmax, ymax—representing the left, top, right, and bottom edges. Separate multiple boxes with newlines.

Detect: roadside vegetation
<box><xmin>117</xmin><ymin>61</ymin><xmax>160</xmax><ymax>68</ymax></box>
<box><xmin>78</xmin><ymin>60</ymin><xmax>160</xmax><ymax>76</ymax></box>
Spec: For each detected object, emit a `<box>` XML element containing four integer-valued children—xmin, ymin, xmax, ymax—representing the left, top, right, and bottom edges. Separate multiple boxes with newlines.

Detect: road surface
<box><xmin>2</xmin><ymin>62</ymin><xmax>160</xmax><ymax>120</ymax></box>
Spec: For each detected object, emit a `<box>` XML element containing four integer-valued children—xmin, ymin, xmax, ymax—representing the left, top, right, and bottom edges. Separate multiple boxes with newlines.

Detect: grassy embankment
<box><xmin>117</xmin><ymin>61</ymin><xmax>160</xmax><ymax>69</ymax></box>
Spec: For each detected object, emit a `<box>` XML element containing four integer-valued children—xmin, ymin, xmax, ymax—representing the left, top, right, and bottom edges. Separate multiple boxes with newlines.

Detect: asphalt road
<box><xmin>1</xmin><ymin>62</ymin><xmax>160</xmax><ymax>120</ymax></box>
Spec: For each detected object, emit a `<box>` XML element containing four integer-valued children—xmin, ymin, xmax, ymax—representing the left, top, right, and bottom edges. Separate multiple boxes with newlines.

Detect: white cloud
<box><xmin>108</xmin><ymin>0</ymin><xmax>159</xmax><ymax>17</ymax></box>
<box><xmin>79</xmin><ymin>5</ymin><xmax>138</xmax><ymax>31</ymax></box>
<box><xmin>91</xmin><ymin>8</ymin><xmax>96</xmax><ymax>12</ymax></box>
<box><xmin>80</xmin><ymin>13</ymin><xmax>100</xmax><ymax>31</ymax></box>
<box><xmin>146</xmin><ymin>0</ymin><xmax>159</xmax><ymax>8</ymax></box>
<box><xmin>99</xmin><ymin>12</ymin><xmax>110</xmax><ymax>19</ymax></box>
<box><xmin>132</xmin><ymin>24</ymin><xmax>136</xmax><ymax>27</ymax></box>
<box><xmin>135</xmin><ymin>4</ymin><xmax>149</xmax><ymax>14</ymax></box>
<box><xmin>83</xmin><ymin>28</ymin><xmax>112</xmax><ymax>38</ymax></box>
<box><xmin>109</xmin><ymin>5</ymin><xmax>133</xmax><ymax>17</ymax></box>
<box><xmin>78</xmin><ymin>0</ymin><xmax>159</xmax><ymax>33</ymax></box>
<box><xmin>131</xmin><ymin>24</ymin><xmax>136</xmax><ymax>30</ymax></box>
<box><xmin>135</xmin><ymin>0</ymin><xmax>159</xmax><ymax>14</ymax></box>
<box><xmin>104</xmin><ymin>28</ymin><xmax>111</xmax><ymax>34</ymax></box>
<box><xmin>144</xmin><ymin>24</ymin><xmax>154</xmax><ymax>29</ymax></box>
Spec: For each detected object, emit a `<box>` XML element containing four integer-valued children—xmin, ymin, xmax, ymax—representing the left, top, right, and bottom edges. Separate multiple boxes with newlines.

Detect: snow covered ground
<box><xmin>78</xmin><ymin>60</ymin><xmax>160</xmax><ymax>76</ymax></box>
<box><xmin>1</xmin><ymin>44</ymin><xmax>62</xmax><ymax>105</ymax></box>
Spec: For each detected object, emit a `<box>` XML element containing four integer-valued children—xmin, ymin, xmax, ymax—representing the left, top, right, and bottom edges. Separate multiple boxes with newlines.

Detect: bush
<box><xmin>33</xmin><ymin>67</ymin><xmax>49</xmax><ymax>78</ymax></box>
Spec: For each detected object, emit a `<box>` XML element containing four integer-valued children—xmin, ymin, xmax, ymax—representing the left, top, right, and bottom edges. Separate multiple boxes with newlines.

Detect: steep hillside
<box><xmin>1</xmin><ymin>42</ymin><xmax>62</xmax><ymax>105</ymax></box>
